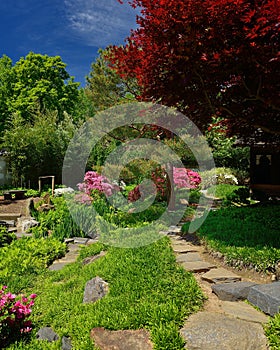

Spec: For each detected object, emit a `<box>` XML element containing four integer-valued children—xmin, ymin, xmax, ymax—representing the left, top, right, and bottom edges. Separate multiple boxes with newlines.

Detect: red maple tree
<box><xmin>109</xmin><ymin>0</ymin><xmax>280</xmax><ymax>138</ymax></box>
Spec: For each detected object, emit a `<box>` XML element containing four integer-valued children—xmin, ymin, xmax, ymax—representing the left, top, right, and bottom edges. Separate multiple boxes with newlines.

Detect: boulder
<box><xmin>36</xmin><ymin>327</ymin><xmax>59</xmax><ymax>342</ymax></box>
<box><xmin>247</xmin><ymin>282</ymin><xmax>280</xmax><ymax>316</ymax></box>
<box><xmin>211</xmin><ymin>282</ymin><xmax>257</xmax><ymax>301</ymax></box>
<box><xmin>18</xmin><ymin>217</ymin><xmax>39</xmax><ymax>232</ymax></box>
<box><xmin>83</xmin><ymin>276</ymin><xmax>109</xmax><ymax>303</ymax></box>
<box><xmin>62</xmin><ymin>336</ymin><xmax>72</xmax><ymax>350</ymax></box>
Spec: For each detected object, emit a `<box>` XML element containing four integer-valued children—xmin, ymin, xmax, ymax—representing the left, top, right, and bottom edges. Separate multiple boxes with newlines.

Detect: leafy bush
<box><xmin>0</xmin><ymin>286</ymin><xmax>37</xmax><ymax>347</ymax></box>
<box><xmin>200</xmin><ymin>167</ymin><xmax>238</xmax><ymax>189</ymax></box>
<box><xmin>182</xmin><ymin>204</ymin><xmax>280</xmax><ymax>272</ymax></box>
<box><xmin>0</xmin><ymin>237</ymin><xmax>67</xmax><ymax>292</ymax></box>
<box><xmin>0</xmin><ymin>226</ymin><xmax>16</xmax><ymax>247</ymax></box>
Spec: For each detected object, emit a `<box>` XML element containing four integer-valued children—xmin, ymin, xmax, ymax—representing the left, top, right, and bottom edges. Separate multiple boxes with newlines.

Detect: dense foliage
<box><xmin>111</xmin><ymin>0</ymin><xmax>280</xmax><ymax>137</ymax></box>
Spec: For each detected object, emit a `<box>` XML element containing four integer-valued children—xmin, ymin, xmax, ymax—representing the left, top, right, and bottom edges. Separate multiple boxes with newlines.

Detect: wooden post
<box><xmin>38</xmin><ymin>178</ymin><xmax>41</xmax><ymax>195</ymax></box>
<box><xmin>51</xmin><ymin>176</ymin><xmax>55</xmax><ymax>197</ymax></box>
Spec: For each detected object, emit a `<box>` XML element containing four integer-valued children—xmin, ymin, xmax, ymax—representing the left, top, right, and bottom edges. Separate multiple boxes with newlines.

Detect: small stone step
<box><xmin>0</xmin><ymin>213</ymin><xmax>21</xmax><ymax>221</ymax></box>
<box><xmin>180</xmin><ymin>311</ymin><xmax>268</xmax><ymax>350</ymax></box>
<box><xmin>168</xmin><ymin>225</ymin><xmax>181</xmax><ymax>233</ymax></box>
<box><xmin>202</xmin><ymin>268</ymin><xmax>241</xmax><ymax>284</ymax></box>
<box><xmin>176</xmin><ymin>252</ymin><xmax>202</xmax><ymax>263</ymax></box>
<box><xmin>247</xmin><ymin>282</ymin><xmax>280</xmax><ymax>316</ymax></box>
<box><xmin>212</xmin><ymin>281</ymin><xmax>257</xmax><ymax>301</ymax></box>
<box><xmin>221</xmin><ymin>301</ymin><xmax>269</xmax><ymax>324</ymax></box>
<box><xmin>173</xmin><ymin>245</ymin><xmax>199</xmax><ymax>253</ymax></box>
<box><xmin>181</xmin><ymin>261</ymin><xmax>217</xmax><ymax>273</ymax></box>
<box><xmin>73</xmin><ymin>237</ymin><xmax>89</xmax><ymax>245</ymax></box>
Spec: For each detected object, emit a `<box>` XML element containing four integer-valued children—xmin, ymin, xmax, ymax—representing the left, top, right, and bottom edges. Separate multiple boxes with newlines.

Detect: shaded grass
<box><xmin>182</xmin><ymin>203</ymin><xmax>280</xmax><ymax>272</ymax></box>
<box><xmin>6</xmin><ymin>237</ymin><xmax>204</xmax><ymax>349</ymax></box>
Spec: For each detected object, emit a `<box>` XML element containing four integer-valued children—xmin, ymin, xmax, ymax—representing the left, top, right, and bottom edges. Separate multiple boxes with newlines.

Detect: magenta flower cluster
<box><xmin>0</xmin><ymin>286</ymin><xmax>37</xmax><ymax>341</ymax></box>
<box><xmin>173</xmin><ymin>168</ymin><xmax>201</xmax><ymax>189</ymax></box>
<box><xmin>77</xmin><ymin>171</ymin><xmax>117</xmax><ymax>199</ymax></box>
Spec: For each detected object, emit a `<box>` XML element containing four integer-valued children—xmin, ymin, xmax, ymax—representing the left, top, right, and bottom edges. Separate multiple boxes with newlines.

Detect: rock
<box><xmin>221</xmin><ymin>301</ymin><xmax>269</xmax><ymax>324</ymax></box>
<box><xmin>37</xmin><ymin>203</ymin><xmax>55</xmax><ymax>212</ymax></box>
<box><xmin>201</xmin><ymin>268</ymin><xmax>241</xmax><ymax>283</ymax></box>
<box><xmin>18</xmin><ymin>218</ymin><xmax>39</xmax><ymax>232</ymax></box>
<box><xmin>176</xmin><ymin>252</ymin><xmax>202</xmax><ymax>263</ymax></box>
<box><xmin>90</xmin><ymin>327</ymin><xmax>153</xmax><ymax>350</ymax></box>
<box><xmin>36</xmin><ymin>327</ymin><xmax>59</xmax><ymax>342</ymax></box>
<box><xmin>247</xmin><ymin>282</ymin><xmax>280</xmax><ymax>316</ymax></box>
<box><xmin>181</xmin><ymin>261</ymin><xmax>217</xmax><ymax>273</ymax></box>
<box><xmin>82</xmin><ymin>251</ymin><xmax>106</xmax><ymax>265</ymax></box>
<box><xmin>83</xmin><ymin>276</ymin><xmax>109</xmax><ymax>303</ymax></box>
<box><xmin>54</xmin><ymin>187</ymin><xmax>74</xmax><ymax>196</ymax></box>
<box><xmin>62</xmin><ymin>336</ymin><xmax>72</xmax><ymax>350</ymax></box>
<box><xmin>180</xmin><ymin>311</ymin><xmax>268</xmax><ymax>350</ymax></box>
<box><xmin>172</xmin><ymin>245</ymin><xmax>199</xmax><ymax>253</ymax></box>
<box><xmin>211</xmin><ymin>281</ymin><xmax>257</xmax><ymax>301</ymax></box>
<box><xmin>73</xmin><ymin>237</ymin><xmax>89</xmax><ymax>245</ymax></box>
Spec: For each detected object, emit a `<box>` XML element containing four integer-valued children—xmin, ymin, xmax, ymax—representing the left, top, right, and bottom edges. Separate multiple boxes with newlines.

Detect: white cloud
<box><xmin>64</xmin><ymin>0</ymin><xmax>138</xmax><ymax>47</ymax></box>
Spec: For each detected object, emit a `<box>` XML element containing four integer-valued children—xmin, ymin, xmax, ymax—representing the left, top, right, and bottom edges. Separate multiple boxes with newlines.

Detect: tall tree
<box><xmin>0</xmin><ymin>55</ymin><xmax>13</xmax><ymax>133</ymax></box>
<box><xmin>110</xmin><ymin>0</ymin><xmax>280</xmax><ymax>138</ymax></box>
<box><xmin>1</xmin><ymin>52</ymin><xmax>80</xmax><ymax>126</ymax></box>
<box><xmin>86</xmin><ymin>48</ymin><xmax>138</xmax><ymax>113</ymax></box>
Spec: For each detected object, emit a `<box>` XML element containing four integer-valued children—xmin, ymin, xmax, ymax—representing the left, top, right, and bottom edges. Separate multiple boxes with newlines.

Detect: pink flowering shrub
<box><xmin>0</xmin><ymin>286</ymin><xmax>36</xmax><ymax>345</ymax></box>
<box><xmin>173</xmin><ymin>168</ymin><xmax>201</xmax><ymax>189</ymax></box>
<box><xmin>128</xmin><ymin>167</ymin><xmax>201</xmax><ymax>202</ymax></box>
<box><xmin>77</xmin><ymin>171</ymin><xmax>118</xmax><ymax>202</ymax></box>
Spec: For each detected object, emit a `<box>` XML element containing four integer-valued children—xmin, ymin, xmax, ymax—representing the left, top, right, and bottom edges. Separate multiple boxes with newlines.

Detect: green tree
<box><xmin>0</xmin><ymin>55</ymin><xmax>13</xmax><ymax>133</ymax></box>
<box><xmin>2</xmin><ymin>111</ymin><xmax>75</xmax><ymax>186</ymax></box>
<box><xmin>2</xmin><ymin>52</ymin><xmax>80</xmax><ymax>125</ymax></box>
<box><xmin>85</xmin><ymin>48</ymin><xmax>138</xmax><ymax>113</ymax></box>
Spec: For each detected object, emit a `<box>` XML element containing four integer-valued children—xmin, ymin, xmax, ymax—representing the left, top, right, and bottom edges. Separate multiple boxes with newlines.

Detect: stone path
<box><xmin>48</xmin><ymin>237</ymin><xmax>99</xmax><ymax>271</ymax></box>
<box><xmin>168</xmin><ymin>230</ymin><xmax>272</xmax><ymax>350</ymax></box>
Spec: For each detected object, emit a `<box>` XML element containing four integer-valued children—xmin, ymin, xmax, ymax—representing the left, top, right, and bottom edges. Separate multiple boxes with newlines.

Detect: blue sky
<box><xmin>0</xmin><ymin>0</ymin><xmax>138</xmax><ymax>86</ymax></box>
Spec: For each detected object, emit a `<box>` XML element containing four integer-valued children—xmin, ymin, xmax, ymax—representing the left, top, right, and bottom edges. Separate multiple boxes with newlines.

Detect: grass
<box><xmin>5</xmin><ymin>237</ymin><xmax>204</xmax><ymax>349</ymax></box>
<box><xmin>182</xmin><ymin>203</ymin><xmax>280</xmax><ymax>273</ymax></box>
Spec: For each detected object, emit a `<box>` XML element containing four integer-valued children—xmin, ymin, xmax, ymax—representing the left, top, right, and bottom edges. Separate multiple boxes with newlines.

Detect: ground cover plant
<box><xmin>182</xmin><ymin>203</ymin><xmax>280</xmax><ymax>273</ymax></box>
<box><xmin>0</xmin><ymin>237</ymin><xmax>67</xmax><ymax>292</ymax></box>
<box><xmin>265</xmin><ymin>313</ymin><xmax>280</xmax><ymax>349</ymax></box>
<box><xmin>4</xmin><ymin>237</ymin><xmax>204</xmax><ymax>349</ymax></box>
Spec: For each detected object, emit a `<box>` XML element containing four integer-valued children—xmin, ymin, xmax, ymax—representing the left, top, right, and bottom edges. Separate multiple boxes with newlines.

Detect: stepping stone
<box><xmin>83</xmin><ymin>276</ymin><xmax>109</xmax><ymax>304</ymax></box>
<box><xmin>176</xmin><ymin>252</ymin><xmax>202</xmax><ymax>263</ymax></box>
<box><xmin>180</xmin><ymin>311</ymin><xmax>268</xmax><ymax>350</ymax></box>
<box><xmin>202</xmin><ymin>268</ymin><xmax>241</xmax><ymax>283</ymax></box>
<box><xmin>172</xmin><ymin>245</ymin><xmax>198</xmax><ymax>253</ymax></box>
<box><xmin>90</xmin><ymin>327</ymin><xmax>153</xmax><ymax>350</ymax></box>
<box><xmin>73</xmin><ymin>237</ymin><xmax>89</xmax><ymax>245</ymax></box>
<box><xmin>221</xmin><ymin>301</ymin><xmax>269</xmax><ymax>324</ymax></box>
<box><xmin>212</xmin><ymin>281</ymin><xmax>257</xmax><ymax>301</ymax></box>
<box><xmin>82</xmin><ymin>251</ymin><xmax>106</xmax><ymax>265</ymax></box>
<box><xmin>48</xmin><ymin>262</ymin><xmax>69</xmax><ymax>271</ymax></box>
<box><xmin>168</xmin><ymin>225</ymin><xmax>181</xmax><ymax>233</ymax></box>
<box><xmin>247</xmin><ymin>282</ymin><xmax>280</xmax><ymax>316</ymax></box>
<box><xmin>181</xmin><ymin>261</ymin><xmax>216</xmax><ymax>273</ymax></box>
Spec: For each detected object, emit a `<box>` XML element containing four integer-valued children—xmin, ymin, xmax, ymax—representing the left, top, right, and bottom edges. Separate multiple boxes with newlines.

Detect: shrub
<box><xmin>200</xmin><ymin>167</ymin><xmax>238</xmax><ymax>189</ymax></box>
<box><xmin>0</xmin><ymin>226</ymin><xmax>16</xmax><ymax>247</ymax></box>
<box><xmin>0</xmin><ymin>286</ymin><xmax>37</xmax><ymax>347</ymax></box>
<box><xmin>207</xmin><ymin>184</ymin><xmax>250</xmax><ymax>205</ymax></box>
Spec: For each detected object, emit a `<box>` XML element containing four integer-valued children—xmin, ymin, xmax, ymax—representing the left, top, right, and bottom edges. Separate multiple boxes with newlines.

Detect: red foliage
<box><xmin>109</xmin><ymin>0</ymin><xmax>280</xmax><ymax>137</ymax></box>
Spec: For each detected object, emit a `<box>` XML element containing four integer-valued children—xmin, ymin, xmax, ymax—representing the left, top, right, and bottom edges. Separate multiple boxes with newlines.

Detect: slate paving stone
<box><xmin>180</xmin><ymin>311</ymin><xmax>268</xmax><ymax>350</ymax></box>
<box><xmin>181</xmin><ymin>261</ymin><xmax>217</xmax><ymax>273</ymax></box>
<box><xmin>36</xmin><ymin>327</ymin><xmax>59</xmax><ymax>342</ymax></box>
<box><xmin>172</xmin><ymin>245</ymin><xmax>199</xmax><ymax>253</ymax></box>
<box><xmin>221</xmin><ymin>301</ymin><xmax>269</xmax><ymax>324</ymax></box>
<box><xmin>212</xmin><ymin>281</ymin><xmax>257</xmax><ymax>301</ymax></box>
<box><xmin>247</xmin><ymin>282</ymin><xmax>280</xmax><ymax>316</ymax></box>
<box><xmin>176</xmin><ymin>252</ymin><xmax>202</xmax><ymax>263</ymax></box>
<box><xmin>90</xmin><ymin>328</ymin><xmax>153</xmax><ymax>350</ymax></box>
<box><xmin>202</xmin><ymin>268</ymin><xmax>241</xmax><ymax>283</ymax></box>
